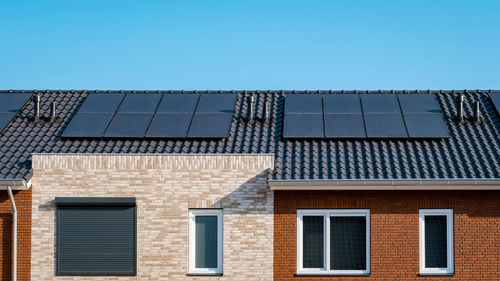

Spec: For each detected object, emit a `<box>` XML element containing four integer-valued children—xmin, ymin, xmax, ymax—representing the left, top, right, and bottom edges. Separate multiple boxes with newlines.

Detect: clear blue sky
<box><xmin>1</xmin><ymin>0</ymin><xmax>499</xmax><ymax>90</ymax></box>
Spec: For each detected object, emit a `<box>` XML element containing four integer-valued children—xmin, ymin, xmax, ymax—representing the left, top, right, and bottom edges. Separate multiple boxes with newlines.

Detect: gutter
<box><xmin>0</xmin><ymin>178</ymin><xmax>31</xmax><ymax>190</ymax></box>
<box><xmin>7</xmin><ymin>186</ymin><xmax>17</xmax><ymax>281</ymax></box>
<box><xmin>269</xmin><ymin>178</ymin><xmax>500</xmax><ymax>190</ymax></box>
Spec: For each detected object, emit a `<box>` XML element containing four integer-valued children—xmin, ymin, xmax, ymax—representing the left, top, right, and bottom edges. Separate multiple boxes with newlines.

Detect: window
<box><xmin>55</xmin><ymin>197</ymin><xmax>136</xmax><ymax>276</ymax></box>
<box><xmin>419</xmin><ymin>209</ymin><xmax>453</xmax><ymax>275</ymax></box>
<box><xmin>297</xmin><ymin>209</ymin><xmax>370</xmax><ymax>275</ymax></box>
<box><xmin>189</xmin><ymin>209</ymin><xmax>223</xmax><ymax>274</ymax></box>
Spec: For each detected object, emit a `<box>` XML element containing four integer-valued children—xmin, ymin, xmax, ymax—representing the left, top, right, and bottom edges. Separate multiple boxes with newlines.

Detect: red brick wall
<box><xmin>0</xmin><ymin>188</ymin><xmax>31</xmax><ymax>281</ymax></box>
<box><xmin>274</xmin><ymin>190</ymin><xmax>500</xmax><ymax>281</ymax></box>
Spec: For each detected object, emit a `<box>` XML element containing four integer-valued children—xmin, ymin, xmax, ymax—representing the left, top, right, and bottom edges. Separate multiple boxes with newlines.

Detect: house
<box><xmin>0</xmin><ymin>89</ymin><xmax>498</xmax><ymax>281</ymax></box>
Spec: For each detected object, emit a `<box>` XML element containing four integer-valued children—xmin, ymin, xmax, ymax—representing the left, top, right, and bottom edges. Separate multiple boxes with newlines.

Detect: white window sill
<box><xmin>419</xmin><ymin>272</ymin><xmax>454</xmax><ymax>276</ymax></box>
<box><xmin>187</xmin><ymin>272</ymin><xmax>223</xmax><ymax>276</ymax></box>
<box><xmin>297</xmin><ymin>272</ymin><xmax>370</xmax><ymax>276</ymax></box>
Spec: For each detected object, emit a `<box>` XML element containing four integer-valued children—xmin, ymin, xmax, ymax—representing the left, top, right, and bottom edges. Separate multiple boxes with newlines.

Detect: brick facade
<box><xmin>274</xmin><ymin>190</ymin><xmax>500</xmax><ymax>281</ymax></box>
<box><xmin>0</xmin><ymin>188</ymin><xmax>31</xmax><ymax>281</ymax></box>
<box><xmin>31</xmin><ymin>154</ymin><xmax>274</xmax><ymax>281</ymax></box>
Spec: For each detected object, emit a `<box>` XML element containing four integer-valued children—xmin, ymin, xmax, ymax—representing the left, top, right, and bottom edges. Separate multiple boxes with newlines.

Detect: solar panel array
<box><xmin>0</xmin><ymin>93</ymin><xmax>32</xmax><ymax>134</ymax></box>
<box><xmin>489</xmin><ymin>92</ymin><xmax>500</xmax><ymax>117</ymax></box>
<box><xmin>283</xmin><ymin>94</ymin><xmax>450</xmax><ymax>139</ymax></box>
<box><xmin>62</xmin><ymin>93</ymin><xmax>237</xmax><ymax>139</ymax></box>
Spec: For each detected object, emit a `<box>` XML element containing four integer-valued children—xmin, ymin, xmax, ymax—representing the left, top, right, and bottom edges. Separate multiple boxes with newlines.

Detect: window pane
<box><xmin>425</xmin><ymin>215</ymin><xmax>447</xmax><ymax>268</ymax></box>
<box><xmin>195</xmin><ymin>216</ymin><xmax>218</xmax><ymax>268</ymax></box>
<box><xmin>303</xmin><ymin>216</ymin><xmax>324</xmax><ymax>268</ymax></box>
<box><xmin>330</xmin><ymin>216</ymin><xmax>366</xmax><ymax>270</ymax></box>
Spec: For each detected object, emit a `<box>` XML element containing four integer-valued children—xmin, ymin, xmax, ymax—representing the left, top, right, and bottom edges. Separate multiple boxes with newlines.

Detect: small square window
<box><xmin>419</xmin><ymin>209</ymin><xmax>453</xmax><ymax>275</ymax></box>
<box><xmin>189</xmin><ymin>209</ymin><xmax>223</xmax><ymax>275</ymax></box>
<box><xmin>297</xmin><ymin>209</ymin><xmax>370</xmax><ymax>275</ymax></box>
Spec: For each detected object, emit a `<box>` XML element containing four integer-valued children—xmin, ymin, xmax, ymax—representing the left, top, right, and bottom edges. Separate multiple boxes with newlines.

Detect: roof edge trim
<box><xmin>269</xmin><ymin>178</ymin><xmax>500</xmax><ymax>190</ymax></box>
<box><xmin>0</xmin><ymin>178</ymin><xmax>29</xmax><ymax>190</ymax></box>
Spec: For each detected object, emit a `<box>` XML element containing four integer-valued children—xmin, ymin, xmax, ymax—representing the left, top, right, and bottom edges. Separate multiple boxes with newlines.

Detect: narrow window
<box><xmin>189</xmin><ymin>209</ymin><xmax>223</xmax><ymax>274</ymax></box>
<box><xmin>297</xmin><ymin>210</ymin><xmax>370</xmax><ymax>275</ymax></box>
<box><xmin>419</xmin><ymin>209</ymin><xmax>453</xmax><ymax>275</ymax></box>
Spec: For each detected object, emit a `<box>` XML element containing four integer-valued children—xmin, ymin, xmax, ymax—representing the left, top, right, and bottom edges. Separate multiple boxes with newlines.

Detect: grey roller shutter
<box><xmin>56</xmin><ymin>198</ymin><xmax>136</xmax><ymax>276</ymax></box>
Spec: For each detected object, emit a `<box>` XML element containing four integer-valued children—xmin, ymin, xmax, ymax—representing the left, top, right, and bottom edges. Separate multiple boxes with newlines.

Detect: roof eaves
<box><xmin>269</xmin><ymin>178</ymin><xmax>500</xmax><ymax>190</ymax></box>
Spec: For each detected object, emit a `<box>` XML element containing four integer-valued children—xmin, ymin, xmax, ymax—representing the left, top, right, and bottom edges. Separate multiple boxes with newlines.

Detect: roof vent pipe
<box><xmin>248</xmin><ymin>96</ymin><xmax>255</xmax><ymax>121</ymax></box>
<box><xmin>473</xmin><ymin>101</ymin><xmax>481</xmax><ymax>122</ymax></box>
<box><xmin>264</xmin><ymin>100</ymin><xmax>271</xmax><ymax>122</ymax></box>
<box><xmin>456</xmin><ymin>94</ymin><xmax>464</xmax><ymax>122</ymax></box>
<box><xmin>50</xmin><ymin>102</ymin><xmax>57</xmax><ymax>122</ymax></box>
<box><xmin>33</xmin><ymin>95</ymin><xmax>40</xmax><ymax>121</ymax></box>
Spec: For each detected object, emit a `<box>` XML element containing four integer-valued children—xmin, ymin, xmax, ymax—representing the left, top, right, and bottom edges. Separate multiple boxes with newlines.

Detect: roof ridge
<box><xmin>1</xmin><ymin>89</ymin><xmax>498</xmax><ymax>94</ymax></box>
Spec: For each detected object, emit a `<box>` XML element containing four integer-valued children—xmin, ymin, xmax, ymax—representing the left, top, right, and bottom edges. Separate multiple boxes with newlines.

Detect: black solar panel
<box><xmin>61</xmin><ymin>113</ymin><xmax>114</xmax><ymax>138</ymax></box>
<box><xmin>398</xmin><ymin>94</ymin><xmax>440</xmax><ymax>114</ymax></box>
<box><xmin>323</xmin><ymin>95</ymin><xmax>362</xmax><ymax>114</ymax></box>
<box><xmin>0</xmin><ymin>113</ymin><xmax>16</xmax><ymax>133</ymax></box>
<box><xmin>195</xmin><ymin>94</ymin><xmax>237</xmax><ymax>114</ymax></box>
<box><xmin>285</xmin><ymin>94</ymin><xmax>322</xmax><ymax>114</ymax></box>
<box><xmin>156</xmin><ymin>94</ymin><xmax>199</xmax><ymax>114</ymax></box>
<box><xmin>324</xmin><ymin>114</ymin><xmax>366</xmax><ymax>138</ymax></box>
<box><xmin>0</xmin><ymin>93</ymin><xmax>32</xmax><ymax>134</ymax></box>
<box><xmin>78</xmin><ymin>94</ymin><xmax>125</xmax><ymax>113</ymax></box>
<box><xmin>146</xmin><ymin>114</ymin><xmax>192</xmax><ymax>138</ymax></box>
<box><xmin>283</xmin><ymin>114</ymin><xmax>323</xmax><ymax>138</ymax></box>
<box><xmin>62</xmin><ymin>93</ymin><xmax>235</xmax><ymax>139</ymax></box>
<box><xmin>104</xmin><ymin>113</ymin><xmax>153</xmax><ymax>138</ymax></box>
<box><xmin>187</xmin><ymin>114</ymin><xmax>233</xmax><ymax>138</ymax></box>
<box><xmin>404</xmin><ymin>114</ymin><xmax>450</xmax><ymax>138</ymax></box>
<box><xmin>489</xmin><ymin>93</ymin><xmax>500</xmax><ymax>116</ymax></box>
<box><xmin>0</xmin><ymin>93</ymin><xmax>33</xmax><ymax>113</ymax></box>
<box><xmin>364</xmin><ymin>114</ymin><xmax>408</xmax><ymax>138</ymax></box>
<box><xmin>117</xmin><ymin>94</ymin><xmax>162</xmax><ymax>113</ymax></box>
<box><xmin>360</xmin><ymin>94</ymin><xmax>400</xmax><ymax>114</ymax></box>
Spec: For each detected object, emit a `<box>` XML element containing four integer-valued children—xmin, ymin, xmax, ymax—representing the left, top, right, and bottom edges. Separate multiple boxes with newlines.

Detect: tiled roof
<box><xmin>0</xmin><ymin>90</ymin><xmax>499</xmax><ymax>181</ymax></box>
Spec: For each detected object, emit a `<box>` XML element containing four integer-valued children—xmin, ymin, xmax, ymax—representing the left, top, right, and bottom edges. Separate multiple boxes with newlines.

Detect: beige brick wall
<box><xmin>31</xmin><ymin>154</ymin><xmax>274</xmax><ymax>281</ymax></box>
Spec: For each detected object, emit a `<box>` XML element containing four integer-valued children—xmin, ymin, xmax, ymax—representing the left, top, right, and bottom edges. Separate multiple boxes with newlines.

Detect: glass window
<box><xmin>419</xmin><ymin>209</ymin><xmax>453</xmax><ymax>275</ymax></box>
<box><xmin>297</xmin><ymin>209</ymin><xmax>370</xmax><ymax>275</ymax></box>
<box><xmin>189</xmin><ymin>209</ymin><xmax>223</xmax><ymax>274</ymax></box>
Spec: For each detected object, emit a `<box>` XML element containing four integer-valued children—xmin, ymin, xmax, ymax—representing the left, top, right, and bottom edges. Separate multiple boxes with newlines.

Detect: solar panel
<box><xmin>324</xmin><ymin>114</ymin><xmax>366</xmax><ymax>138</ymax></box>
<box><xmin>0</xmin><ymin>113</ymin><xmax>16</xmax><ymax>133</ymax></box>
<box><xmin>398</xmin><ymin>94</ymin><xmax>440</xmax><ymax>114</ymax></box>
<box><xmin>61</xmin><ymin>113</ymin><xmax>114</xmax><ymax>138</ymax></box>
<box><xmin>323</xmin><ymin>95</ymin><xmax>362</xmax><ymax>114</ymax></box>
<box><xmin>195</xmin><ymin>94</ymin><xmax>237</xmax><ymax>114</ymax></box>
<box><xmin>364</xmin><ymin>114</ymin><xmax>408</xmax><ymax>138</ymax></box>
<box><xmin>78</xmin><ymin>94</ymin><xmax>125</xmax><ymax>113</ymax></box>
<box><xmin>0</xmin><ymin>93</ymin><xmax>33</xmax><ymax>113</ymax></box>
<box><xmin>156</xmin><ymin>94</ymin><xmax>200</xmax><ymax>114</ymax></box>
<box><xmin>104</xmin><ymin>113</ymin><xmax>153</xmax><ymax>138</ymax></box>
<box><xmin>489</xmin><ymin>93</ymin><xmax>500</xmax><ymax>116</ymax></box>
<box><xmin>117</xmin><ymin>94</ymin><xmax>162</xmax><ymax>113</ymax></box>
<box><xmin>0</xmin><ymin>93</ymin><xmax>32</xmax><ymax>134</ymax></box>
<box><xmin>404</xmin><ymin>114</ymin><xmax>450</xmax><ymax>138</ymax></box>
<box><xmin>360</xmin><ymin>94</ymin><xmax>400</xmax><ymax>114</ymax></box>
<box><xmin>283</xmin><ymin>114</ymin><xmax>323</xmax><ymax>138</ymax></box>
<box><xmin>187</xmin><ymin>114</ymin><xmax>233</xmax><ymax>138</ymax></box>
<box><xmin>145</xmin><ymin>114</ymin><xmax>192</xmax><ymax>138</ymax></box>
<box><xmin>284</xmin><ymin>94</ymin><xmax>322</xmax><ymax>114</ymax></box>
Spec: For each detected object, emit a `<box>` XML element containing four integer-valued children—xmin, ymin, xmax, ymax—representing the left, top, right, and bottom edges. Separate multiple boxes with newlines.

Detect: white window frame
<box><xmin>419</xmin><ymin>209</ymin><xmax>453</xmax><ymax>275</ymax></box>
<box><xmin>189</xmin><ymin>209</ymin><xmax>223</xmax><ymax>275</ymax></box>
<box><xmin>297</xmin><ymin>209</ymin><xmax>370</xmax><ymax>275</ymax></box>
